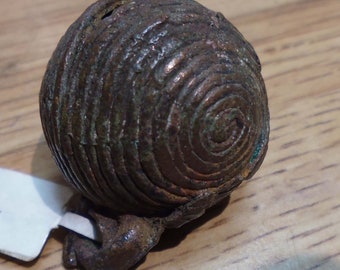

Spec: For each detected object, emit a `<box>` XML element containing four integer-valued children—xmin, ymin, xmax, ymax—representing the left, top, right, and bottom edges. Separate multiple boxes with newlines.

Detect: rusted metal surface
<box><xmin>39</xmin><ymin>0</ymin><xmax>269</xmax><ymax>268</ymax></box>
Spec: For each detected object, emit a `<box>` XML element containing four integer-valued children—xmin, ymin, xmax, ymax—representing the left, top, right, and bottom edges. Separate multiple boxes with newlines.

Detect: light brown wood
<box><xmin>0</xmin><ymin>0</ymin><xmax>339</xmax><ymax>269</ymax></box>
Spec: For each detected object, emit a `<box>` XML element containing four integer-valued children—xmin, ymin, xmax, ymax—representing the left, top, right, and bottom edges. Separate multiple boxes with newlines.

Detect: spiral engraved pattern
<box><xmin>40</xmin><ymin>0</ymin><xmax>269</xmax><ymax>216</ymax></box>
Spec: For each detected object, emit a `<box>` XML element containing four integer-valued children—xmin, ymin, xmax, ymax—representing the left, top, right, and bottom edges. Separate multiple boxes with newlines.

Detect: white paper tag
<box><xmin>0</xmin><ymin>168</ymin><xmax>98</xmax><ymax>262</ymax></box>
<box><xmin>59</xmin><ymin>212</ymin><xmax>100</xmax><ymax>241</ymax></box>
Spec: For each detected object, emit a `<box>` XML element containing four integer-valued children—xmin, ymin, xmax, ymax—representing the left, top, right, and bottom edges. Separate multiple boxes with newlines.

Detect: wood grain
<box><xmin>0</xmin><ymin>0</ymin><xmax>339</xmax><ymax>269</ymax></box>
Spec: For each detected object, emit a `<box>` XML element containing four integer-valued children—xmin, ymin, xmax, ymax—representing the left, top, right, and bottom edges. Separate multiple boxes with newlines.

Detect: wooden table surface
<box><xmin>0</xmin><ymin>0</ymin><xmax>339</xmax><ymax>269</ymax></box>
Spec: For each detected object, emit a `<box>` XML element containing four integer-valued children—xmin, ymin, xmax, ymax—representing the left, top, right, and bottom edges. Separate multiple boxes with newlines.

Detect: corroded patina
<box><xmin>39</xmin><ymin>0</ymin><xmax>270</xmax><ymax>269</ymax></box>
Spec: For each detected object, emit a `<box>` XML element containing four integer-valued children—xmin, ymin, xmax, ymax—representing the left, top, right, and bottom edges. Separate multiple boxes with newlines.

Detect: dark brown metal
<box><xmin>39</xmin><ymin>0</ymin><xmax>270</xmax><ymax>269</ymax></box>
<box><xmin>63</xmin><ymin>212</ymin><xmax>164</xmax><ymax>270</ymax></box>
